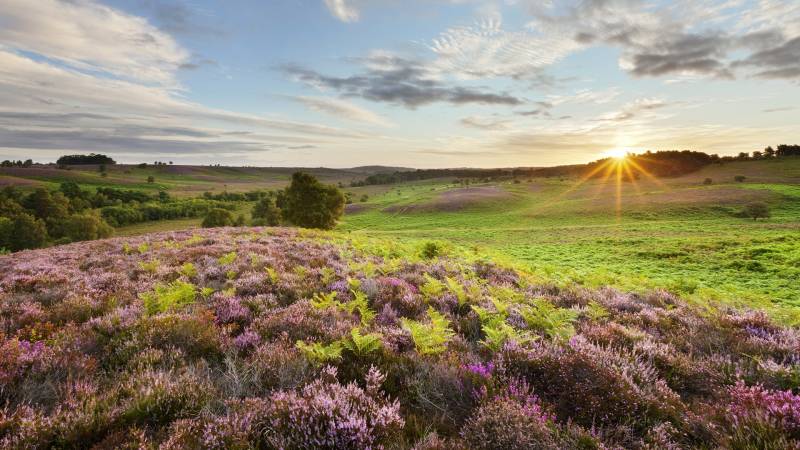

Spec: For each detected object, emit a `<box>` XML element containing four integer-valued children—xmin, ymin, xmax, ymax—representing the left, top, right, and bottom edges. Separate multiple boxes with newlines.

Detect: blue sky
<box><xmin>0</xmin><ymin>0</ymin><xmax>798</xmax><ymax>167</ymax></box>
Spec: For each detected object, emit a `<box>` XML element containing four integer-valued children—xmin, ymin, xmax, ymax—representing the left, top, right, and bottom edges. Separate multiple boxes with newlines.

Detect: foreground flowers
<box><xmin>0</xmin><ymin>227</ymin><xmax>797</xmax><ymax>448</ymax></box>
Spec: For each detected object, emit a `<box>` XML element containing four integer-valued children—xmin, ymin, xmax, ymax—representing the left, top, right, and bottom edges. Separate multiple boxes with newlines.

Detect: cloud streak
<box><xmin>282</xmin><ymin>55</ymin><xmax>523</xmax><ymax>108</ymax></box>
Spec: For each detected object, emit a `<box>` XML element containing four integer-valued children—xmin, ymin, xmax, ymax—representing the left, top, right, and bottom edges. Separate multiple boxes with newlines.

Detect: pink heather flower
<box><xmin>234</xmin><ymin>330</ymin><xmax>260</xmax><ymax>351</ymax></box>
<box><xmin>464</xmin><ymin>362</ymin><xmax>494</xmax><ymax>378</ymax></box>
<box><xmin>728</xmin><ymin>381</ymin><xmax>800</xmax><ymax>433</ymax></box>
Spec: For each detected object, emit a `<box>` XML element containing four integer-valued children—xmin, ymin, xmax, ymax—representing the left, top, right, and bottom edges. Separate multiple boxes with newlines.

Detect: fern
<box><xmin>137</xmin><ymin>243</ymin><xmax>150</xmax><ymax>254</ymax></box>
<box><xmin>420</xmin><ymin>274</ymin><xmax>445</xmax><ymax>300</ymax></box>
<box><xmin>138</xmin><ymin>259</ymin><xmax>160</xmax><ymax>274</ymax></box>
<box><xmin>293</xmin><ymin>265</ymin><xmax>308</xmax><ymax>280</ymax></box>
<box><xmin>311</xmin><ymin>291</ymin><xmax>340</xmax><ymax>309</ymax></box>
<box><xmin>178</xmin><ymin>262</ymin><xmax>197</xmax><ymax>278</ymax></box>
<box><xmin>445</xmin><ymin>277</ymin><xmax>468</xmax><ymax>306</ymax></box>
<box><xmin>378</xmin><ymin>258</ymin><xmax>402</xmax><ymax>275</ymax></box>
<box><xmin>342</xmin><ymin>291</ymin><xmax>376</xmax><ymax>325</ymax></box>
<box><xmin>343</xmin><ymin>328</ymin><xmax>382</xmax><ymax>356</ymax></box>
<box><xmin>140</xmin><ymin>281</ymin><xmax>196</xmax><ymax>315</ymax></box>
<box><xmin>218</xmin><ymin>251</ymin><xmax>237</xmax><ymax>266</ymax></box>
<box><xmin>585</xmin><ymin>301</ymin><xmax>610</xmax><ymax>322</ymax></box>
<box><xmin>265</xmin><ymin>267</ymin><xmax>279</xmax><ymax>284</ymax></box>
<box><xmin>472</xmin><ymin>296</ymin><xmax>511</xmax><ymax>327</ymax></box>
<box><xmin>481</xmin><ymin>321</ymin><xmax>533</xmax><ymax>352</ymax></box>
<box><xmin>401</xmin><ymin>307</ymin><xmax>455</xmax><ymax>356</ymax></box>
<box><xmin>520</xmin><ymin>299</ymin><xmax>579</xmax><ymax>341</ymax></box>
<box><xmin>487</xmin><ymin>285</ymin><xmax>524</xmax><ymax>305</ymax></box>
<box><xmin>295</xmin><ymin>340</ymin><xmax>343</xmax><ymax>365</ymax></box>
<box><xmin>200</xmin><ymin>287</ymin><xmax>215</xmax><ymax>298</ymax></box>
<box><xmin>347</xmin><ymin>277</ymin><xmax>361</xmax><ymax>293</ymax></box>
<box><xmin>320</xmin><ymin>267</ymin><xmax>336</xmax><ymax>285</ymax></box>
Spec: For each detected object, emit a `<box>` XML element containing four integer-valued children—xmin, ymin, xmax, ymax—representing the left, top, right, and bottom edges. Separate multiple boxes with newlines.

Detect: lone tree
<box><xmin>282</xmin><ymin>172</ymin><xmax>345</xmax><ymax>229</ymax></box>
<box><xmin>202</xmin><ymin>208</ymin><xmax>235</xmax><ymax>228</ymax></box>
<box><xmin>742</xmin><ymin>202</ymin><xmax>770</xmax><ymax>221</ymax></box>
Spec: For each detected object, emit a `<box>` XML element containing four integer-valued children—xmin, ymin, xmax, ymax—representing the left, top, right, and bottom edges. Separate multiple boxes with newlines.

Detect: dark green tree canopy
<box><xmin>56</xmin><ymin>154</ymin><xmax>116</xmax><ymax>165</ymax></box>
<box><xmin>202</xmin><ymin>208</ymin><xmax>235</xmax><ymax>228</ymax></box>
<box><xmin>252</xmin><ymin>196</ymin><xmax>282</xmax><ymax>226</ymax></box>
<box><xmin>282</xmin><ymin>172</ymin><xmax>345</xmax><ymax>230</ymax></box>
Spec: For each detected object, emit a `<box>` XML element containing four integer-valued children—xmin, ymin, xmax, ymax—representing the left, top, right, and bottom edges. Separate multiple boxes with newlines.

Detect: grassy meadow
<box><xmin>3</xmin><ymin>158</ymin><xmax>799</xmax><ymax>321</ymax></box>
<box><xmin>340</xmin><ymin>158</ymin><xmax>800</xmax><ymax>322</ymax></box>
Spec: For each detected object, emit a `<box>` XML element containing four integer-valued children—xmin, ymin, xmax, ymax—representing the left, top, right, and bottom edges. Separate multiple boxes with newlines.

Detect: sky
<box><xmin>0</xmin><ymin>0</ymin><xmax>798</xmax><ymax>168</ymax></box>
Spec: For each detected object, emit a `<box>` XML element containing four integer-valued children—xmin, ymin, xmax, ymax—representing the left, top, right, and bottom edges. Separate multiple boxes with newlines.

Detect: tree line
<box><xmin>0</xmin><ymin>183</ymin><xmax>239</xmax><ymax>252</ymax></box>
<box><xmin>352</xmin><ymin>146</ymin><xmax>800</xmax><ymax>186</ymax></box>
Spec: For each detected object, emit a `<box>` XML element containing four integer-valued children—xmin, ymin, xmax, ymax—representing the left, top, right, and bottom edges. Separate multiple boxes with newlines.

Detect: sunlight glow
<box><xmin>605</xmin><ymin>148</ymin><xmax>630</xmax><ymax>160</ymax></box>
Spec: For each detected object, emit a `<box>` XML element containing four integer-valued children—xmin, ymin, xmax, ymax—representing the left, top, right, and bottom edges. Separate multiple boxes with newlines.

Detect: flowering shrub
<box><xmin>262</xmin><ymin>366</ymin><xmax>403</xmax><ymax>449</ymax></box>
<box><xmin>0</xmin><ymin>227</ymin><xmax>798</xmax><ymax>447</ymax></box>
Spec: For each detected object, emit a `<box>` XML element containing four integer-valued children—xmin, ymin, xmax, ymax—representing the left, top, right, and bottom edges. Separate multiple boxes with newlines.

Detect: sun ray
<box><xmin>622</xmin><ymin>162</ymin><xmax>642</xmax><ymax>195</ymax></box>
<box><xmin>626</xmin><ymin>158</ymin><xmax>669</xmax><ymax>189</ymax></box>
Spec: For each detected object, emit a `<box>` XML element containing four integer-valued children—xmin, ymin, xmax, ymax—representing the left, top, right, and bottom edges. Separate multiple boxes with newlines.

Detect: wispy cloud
<box><xmin>323</xmin><ymin>0</ymin><xmax>360</xmax><ymax>22</ymax></box>
<box><xmin>282</xmin><ymin>55</ymin><xmax>523</xmax><ymax>108</ymax></box>
<box><xmin>292</xmin><ymin>96</ymin><xmax>391</xmax><ymax>126</ymax></box>
<box><xmin>0</xmin><ymin>0</ymin><xmax>188</xmax><ymax>86</ymax></box>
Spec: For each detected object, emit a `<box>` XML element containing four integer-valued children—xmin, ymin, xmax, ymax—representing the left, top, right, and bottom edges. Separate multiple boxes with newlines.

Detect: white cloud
<box><xmin>323</xmin><ymin>0</ymin><xmax>360</xmax><ymax>22</ymax></box>
<box><xmin>428</xmin><ymin>15</ymin><xmax>581</xmax><ymax>80</ymax></box>
<box><xmin>0</xmin><ymin>0</ymin><xmax>188</xmax><ymax>86</ymax></box>
<box><xmin>293</xmin><ymin>96</ymin><xmax>391</xmax><ymax>126</ymax></box>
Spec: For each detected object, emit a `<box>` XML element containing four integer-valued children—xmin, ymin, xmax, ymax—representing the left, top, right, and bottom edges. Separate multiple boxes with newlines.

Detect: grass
<box><xmin>4</xmin><ymin>158</ymin><xmax>800</xmax><ymax>321</ymax></box>
<box><xmin>340</xmin><ymin>159</ymin><xmax>800</xmax><ymax>322</ymax></box>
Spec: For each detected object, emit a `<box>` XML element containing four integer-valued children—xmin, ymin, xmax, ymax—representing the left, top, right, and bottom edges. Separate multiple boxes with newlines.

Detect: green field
<box><xmin>4</xmin><ymin>159</ymin><xmax>799</xmax><ymax>322</ymax></box>
<box><xmin>339</xmin><ymin>159</ymin><xmax>800</xmax><ymax>322</ymax></box>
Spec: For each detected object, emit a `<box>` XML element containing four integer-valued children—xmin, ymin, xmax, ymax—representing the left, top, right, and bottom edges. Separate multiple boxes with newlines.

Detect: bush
<box><xmin>60</xmin><ymin>213</ymin><xmax>114</xmax><ymax>242</ymax></box>
<box><xmin>734</xmin><ymin>175</ymin><xmax>747</xmax><ymax>182</ymax></box>
<box><xmin>462</xmin><ymin>394</ymin><xmax>558</xmax><ymax>449</ymax></box>
<box><xmin>703</xmin><ymin>178</ymin><xmax>713</xmax><ymax>185</ymax></box>
<box><xmin>7</xmin><ymin>213</ymin><xmax>49</xmax><ymax>251</ymax></box>
<box><xmin>282</xmin><ymin>172</ymin><xmax>345</xmax><ymax>229</ymax></box>
<box><xmin>262</xmin><ymin>366</ymin><xmax>403</xmax><ymax>449</ymax></box>
<box><xmin>0</xmin><ymin>216</ymin><xmax>12</xmax><ymax>251</ymax></box>
<box><xmin>202</xmin><ymin>208</ymin><xmax>235</xmax><ymax>228</ymax></box>
<box><xmin>147</xmin><ymin>176</ymin><xmax>155</xmax><ymax>183</ymax></box>
<box><xmin>421</xmin><ymin>241</ymin><xmax>443</xmax><ymax>259</ymax></box>
<box><xmin>742</xmin><ymin>202</ymin><xmax>770</xmax><ymax>221</ymax></box>
<box><xmin>251</xmin><ymin>196</ymin><xmax>281</xmax><ymax>226</ymax></box>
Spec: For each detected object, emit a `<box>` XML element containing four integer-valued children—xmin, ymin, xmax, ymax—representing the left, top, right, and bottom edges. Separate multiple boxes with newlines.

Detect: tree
<box><xmin>61</xmin><ymin>213</ymin><xmax>114</xmax><ymax>242</ymax></box>
<box><xmin>59</xmin><ymin>181</ymin><xmax>82</xmax><ymax>199</ymax></box>
<box><xmin>282</xmin><ymin>172</ymin><xmax>345</xmax><ymax>229</ymax></box>
<box><xmin>0</xmin><ymin>217</ymin><xmax>12</xmax><ymax>251</ymax></box>
<box><xmin>56</xmin><ymin>154</ymin><xmax>116</xmax><ymax>165</ymax></box>
<box><xmin>8</xmin><ymin>213</ymin><xmax>48</xmax><ymax>251</ymax></box>
<box><xmin>251</xmin><ymin>196</ymin><xmax>282</xmax><ymax>226</ymax></box>
<box><xmin>23</xmin><ymin>188</ymin><xmax>69</xmax><ymax>221</ymax></box>
<box><xmin>764</xmin><ymin>146</ymin><xmax>775</xmax><ymax>158</ymax></box>
<box><xmin>742</xmin><ymin>202</ymin><xmax>770</xmax><ymax>221</ymax></box>
<box><xmin>202</xmin><ymin>208</ymin><xmax>235</xmax><ymax>228</ymax></box>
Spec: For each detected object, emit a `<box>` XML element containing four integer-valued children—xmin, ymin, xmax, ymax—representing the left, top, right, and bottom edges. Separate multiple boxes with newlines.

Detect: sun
<box><xmin>605</xmin><ymin>148</ymin><xmax>629</xmax><ymax>160</ymax></box>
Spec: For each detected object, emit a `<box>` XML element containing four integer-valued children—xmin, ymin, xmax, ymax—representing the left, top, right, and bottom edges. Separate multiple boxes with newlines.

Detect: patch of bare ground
<box><xmin>345</xmin><ymin>203</ymin><xmax>370</xmax><ymax>214</ymax></box>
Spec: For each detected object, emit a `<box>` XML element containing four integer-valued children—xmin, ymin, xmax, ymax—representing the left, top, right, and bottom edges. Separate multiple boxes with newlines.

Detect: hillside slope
<box><xmin>342</xmin><ymin>159</ymin><xmax>800</xmax><ymax>315</ymax></box>
<box><xmin>0</xmin><ymin>228</ymin><xmax>797</xmax><ymax>448</ymax></box>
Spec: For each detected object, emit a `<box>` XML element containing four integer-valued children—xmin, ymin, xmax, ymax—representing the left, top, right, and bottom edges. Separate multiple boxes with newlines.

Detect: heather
<box><xmin>0</xmin><ymin>228</ymin><xmax>798</xmax><ymax>448</ymax></box>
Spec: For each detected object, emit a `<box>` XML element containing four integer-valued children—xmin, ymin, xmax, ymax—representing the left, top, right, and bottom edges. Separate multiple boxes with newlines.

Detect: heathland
<box><xmin>3</xmin><ymin>157</ymin><xmax>798</xmax><ymax>322</ymax></box>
